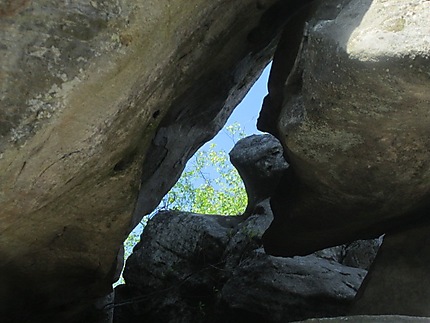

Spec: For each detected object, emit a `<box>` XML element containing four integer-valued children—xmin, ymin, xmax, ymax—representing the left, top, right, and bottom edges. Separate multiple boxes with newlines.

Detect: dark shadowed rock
<box><xmin>124</xmin><ymin>211</ymin><xmax>236</xmax><ymax>289</ymax></box>
<box><xmin>229</xmin><ymin>134</ymin><xmax>289</xmax><ymax>216</ymax></box>
<box><xmin>313</xmin><ymin>245</ymin><xmax>346</xmax><ymax>264</ymax></box>
<box><xmin>222</xmin><ymin>249</ymin><xmax>367</xmax><ymax>322</ymax></box>
<box><xmin>120</xmin><ymin>211</ymin><xmax>238</xmax><ymax>322</ymax></box>
<box><xmin>351</xmin><ymin>222</ymin><xmax>430</xmax><ymax>316</ymax></box>
<box><xmin>314</xmin><ymin>238</ymin><xmax>382</xmax><ymax>271</ymax></box>
<box><xmin>223</xmin><ymin>199</ymin><xmax>274</xmax><ymax>272</ymax></box>
<box><xmin>342</xmin><ymin>237</ymin><xmax>383</xmax><ymax>270</ymax></box>
<box><xmin>116</xmin><ymin>206</ymin><xmax>381</xmax><ymax>322</ymax></box>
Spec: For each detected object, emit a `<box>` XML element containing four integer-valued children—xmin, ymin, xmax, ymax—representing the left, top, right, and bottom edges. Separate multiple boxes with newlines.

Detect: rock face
<box><xmin>119</xmin><ymin>211</ymin><xmax>238</xmax><ymax>322</ymax></box>
<box><xmin>258</xmin><ymin>0</ymin><xmax>430</xmax><ymax>317</ymax></box>
<box><xmin>222</xmin><ymin>250</ymin><xmax>366</xmax><ymax>322</ymax></box>
<box><xmin>351</xmin><ymin>222</ymin><xmax>430</xmax><ymax>316</ymax></box>
<box><xmin>229</xmin><ymin>134</ymin><xmax>289</xmax><ymax>216</ymax></box>
<box><xmin>2</xmin><ymin>0</ymin><xmax>429</xmax><ymax>320</ymax></box>
<box><xmin>116</xmin><ymin>209</ymin><xmax>371</xmax><ymax>323</ymax></box>
<box><xmin>1</xmin><ymin>0</ymin><xmax>320</xmax><ymax>321</ymax></box>
<box><xmin>261</xmin><ymin>0</ymin><xmax>430</xmax><ymax>256</ymax></box>
<box><xmin>117</xmin><ymin>129</ymin><xmax>381</xmax><ymax>321</ymax></box>
<box><xmin>341</xmin><ymin>237</ymin><xmax>383</xmax><ymax>271</ymax></box>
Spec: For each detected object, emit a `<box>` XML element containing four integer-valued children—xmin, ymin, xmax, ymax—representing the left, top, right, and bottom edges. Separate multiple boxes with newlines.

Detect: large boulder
<box><xmin>119</xmin><ymin>211</ymin><xmax>239</xmax><ymax>322</ymax></box>
<box><xmin>1</xmin><ymin>0</ymin><xmax>320</xmax><ymax>320</ymax></box>
<box><xmin>351</xmin><ymin>222</ymin><xmax>430</xmax><ymax>316</ymax></box>
<box><xmin>117</xmin><ymin>206</ymin><xmax>378</xmax><ymax>322</ymax></box>
<box><xmin>222</xmin><ymin>250</ymin><xmax>366</xmax><ymax>322</ymax></box>
<box><xmin>261</xmin><ymin>0</ymin><xmax>430</xmax><ymax>256</ymax></box>
<box><xmin>229</xmin><ymin>134</ymin><xmax>289</xmax><ymax>216</ymax></box>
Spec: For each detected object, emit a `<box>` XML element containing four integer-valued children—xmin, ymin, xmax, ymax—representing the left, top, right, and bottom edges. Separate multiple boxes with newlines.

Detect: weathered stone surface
<box><xmin>262</xmin><ymin>0</ymin><xmax>430</xmax><ymax>256</ymax></box>
<box><xmin>313</xmin><ymin>237</ymin><xmax>382</xmax><ymax>271</ymax></box>
<box><xmin>223</xmin><ymin>199</ymin><xmax>274</xmax><ymax>271</ymax></box>
<box><xmin>116</xmin><ymin>204</ymin><xmax>379</xmax><ymax>322</ymax></box>
<box><xmin>1</xmin><ymin>0</ymin><xmax>306</xmax><ymax>320</ymax></box>
<box><xmin>123</xmin><ymin>211</ymin><xmax>237</xmax><ymax>289</ymax></box>
<box><xmin>229</xmin><ymin>134</ymin><xmax>289</xmax><ymax>216</ymax></box>
<box><xmin>222</xmin><ymin>250</ymin><xmax>366</xmax><ymax>322</ymax></box>
<box><xmin>351</xmin><ymin>222</ymin><xmax>430</xmax><ymax>316</ymax></box>
<box><xmin>342</xmin><ymin>237</ymin><xmax>383</xmax><ymax>270</ymax></box>
<box><xmin>119</xmin><ymin>211</ymin><xmax>239</xmax><ymax>322</ymax></box>
<box><xmin>4</xmin><ymin>0</ymin><xmax>427</xmax><ymax>320</ymax></box>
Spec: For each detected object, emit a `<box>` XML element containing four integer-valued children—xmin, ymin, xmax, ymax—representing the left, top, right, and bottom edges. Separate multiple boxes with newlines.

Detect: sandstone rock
<box><xmin>342</xmin><ymin>237</ymin><xmax>383</xmax><ymax>270</ymax></box>
<box><xmin>124</xmin><ymin>211</ymin><xmax>236</xmax><ymax>289</ymax></box>
<box><xmin>229</xmin><ymin>134</ymin><xmax>289</xmax><ymax>216</ymax></box>
<box><xmin>262</xmin><ymin>0</ymin><xmax>430</xmax><ymax>256</ymax></box>
<box><xmin>120</xmin><ymin>211</ymin><xmax>238</xmax><ymax>322</ymax></box>
<box><xmin>258</xmin><ymin>0</ymin><xmax>351</xmax><ymax>135</ymax></box>
<box><xmin>0</xmin><ymin>0</ymin><xmax>295</xmax><ymax>320</ymax></box>
<box><xmin>4</xmin><ymin>0</ymin><xmax>425</xmax><ymax>319</ymax></box>
<box><xmin>222</xmin><ymin>249</ymin><xmax>367</xmax><ymax>322</ymax></box>
<box><xmin>351</xmin><ymin>222</ymin><xmax>430</xmax><ymax>316</ymax></box>
<box><xmin>223</xmin><ymin>199</ymin><xmax>274</xmax><ymax>271</ymax></box>
<box><xmin>117</xmin><ymin>206</ymin><xmax>379</xmax><ymax>322</ymax></box>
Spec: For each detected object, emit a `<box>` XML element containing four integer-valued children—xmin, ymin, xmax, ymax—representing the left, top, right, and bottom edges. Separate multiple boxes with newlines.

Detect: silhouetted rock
<box><xmin>222</xmin><ymin>250</ymin><xmax>366</xmax><ymax>322</ymax></box>
<box><xmin>117</xmin><ymin>208</ymin><xmax>376</xmax><ymax>322</ymax></box>
<box><xmin>229</xmin><ymin>134</ymin><xmax>289</xmax><ymax>216</ymax></box>
<box><xmin>352</xmin><ymin>222</ymin><xmax>430</xmax><ymax>316</ymax></box>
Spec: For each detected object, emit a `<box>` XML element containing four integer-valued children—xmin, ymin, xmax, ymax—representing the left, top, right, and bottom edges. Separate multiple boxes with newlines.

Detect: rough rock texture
<box><xmin>351</xmin><ymin>222</ymin><xmax>430</xmax><ymax>316</ymax></box>
<box><xmin>342</xmin><ymin>237</ymin><xmax>383</xmax><ymax>270</ymax></box>
<box><xmin>222</xmin><ymin>250</ymin><xmax>366</xmax><ymax>322</ymax></box>
<box><xmin>118</xmin><ymin>211</ymin><xmax>239</xmax><ymax>322</ymax></box>
<box><xmin>222</xmin><ymin>199</ymin><xmax>274</xmax><ymax>271</ymax></box>
<box><xmin>116</xmin><ymin>210</ymin><xmax>372</xmax><ymax>323</ymax></box>
<box><xmin>2</xmin><ymin>0</ymin><xmax>428</xmax><ymax>320</ymax></box>
<box><xmin>114</xmin><ymin>131</ymin><xmax>382</xmax><ymax>321</ymax></box>
<box><xmin>261</xmin><ymin>0</ymin><xmax>430</xmax><ymax>256</ymax></box>
<box><xmin>0</xmin><ymin>0</ymin><xmax>319</xmax><ymax>320</ymax></box>
<box><xmin>229</xmin><ymin>134</ymin><xmax>289</xmax><ymax>216</ymax></box>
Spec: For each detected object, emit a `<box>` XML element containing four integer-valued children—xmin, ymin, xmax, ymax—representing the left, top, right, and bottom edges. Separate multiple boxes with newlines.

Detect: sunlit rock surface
<box><xmin>0</xmin><ymin>0</ymin><xmax>291</xmax><ymax>320</ymax></box>
<box><xmin>262</xmin><ymin>0</ymin><xmax>430</xmax><ymax>256</ymax></box>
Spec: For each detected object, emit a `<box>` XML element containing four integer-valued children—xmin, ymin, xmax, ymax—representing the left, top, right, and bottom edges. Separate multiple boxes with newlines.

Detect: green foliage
<box><xmin>119</xmin><ymin>123</ymin><xmax>247</xmax><ymax>284</ymax></box>
<box><xmin>159</xmin><ymin>123</ymin><xmax>247</xmax><ymax>215</ymax></box>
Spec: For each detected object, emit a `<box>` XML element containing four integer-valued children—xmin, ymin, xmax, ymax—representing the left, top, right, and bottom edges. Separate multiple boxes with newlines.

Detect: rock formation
<box><xmin>259</xmin><ymin>0</ymin><xmax>430</xmax><ymax>318</ymax></box>
<box><xmin>0</xmin><ymin>0</ymin><xmax>316</xmax><ymax>321</ymax></box>
<box><xmin>261</xmin><ymin>0</ymin><xmax>430</xmax><ymax>256</ymax></box>
<box><xmin>115</xmin><ymin>134</ymin><xmax>383</xmax><ymax>322</ymax></box>
<box><xmin>229</xmin><ymin>134</ymin><xmax>289</xmax><ymax>216</ymax></box>
<box><xmin>116</xmin><ymin>209</ymin><xmax>372</xmax><ymax>323</ymax></box>
<box><xmin>351</xmin><ymin>222</ymin><xmax>430</xmax><ymax>316</ymax></box>
<box><xmin>1</xmin><ymin>0</ymin><xmax>429</xmax><ymax>321</ymax></box>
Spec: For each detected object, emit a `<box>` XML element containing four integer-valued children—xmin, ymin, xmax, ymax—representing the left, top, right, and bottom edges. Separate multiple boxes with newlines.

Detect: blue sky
<box><xmin>201</xmin><ymin>63</ymin><xmax>270</xmax><ymax>152</ymax></box>
<box><xmin>123</xmin><ymin>63</ymin><xmax>271</xmax><ymax>262</ymax></box>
